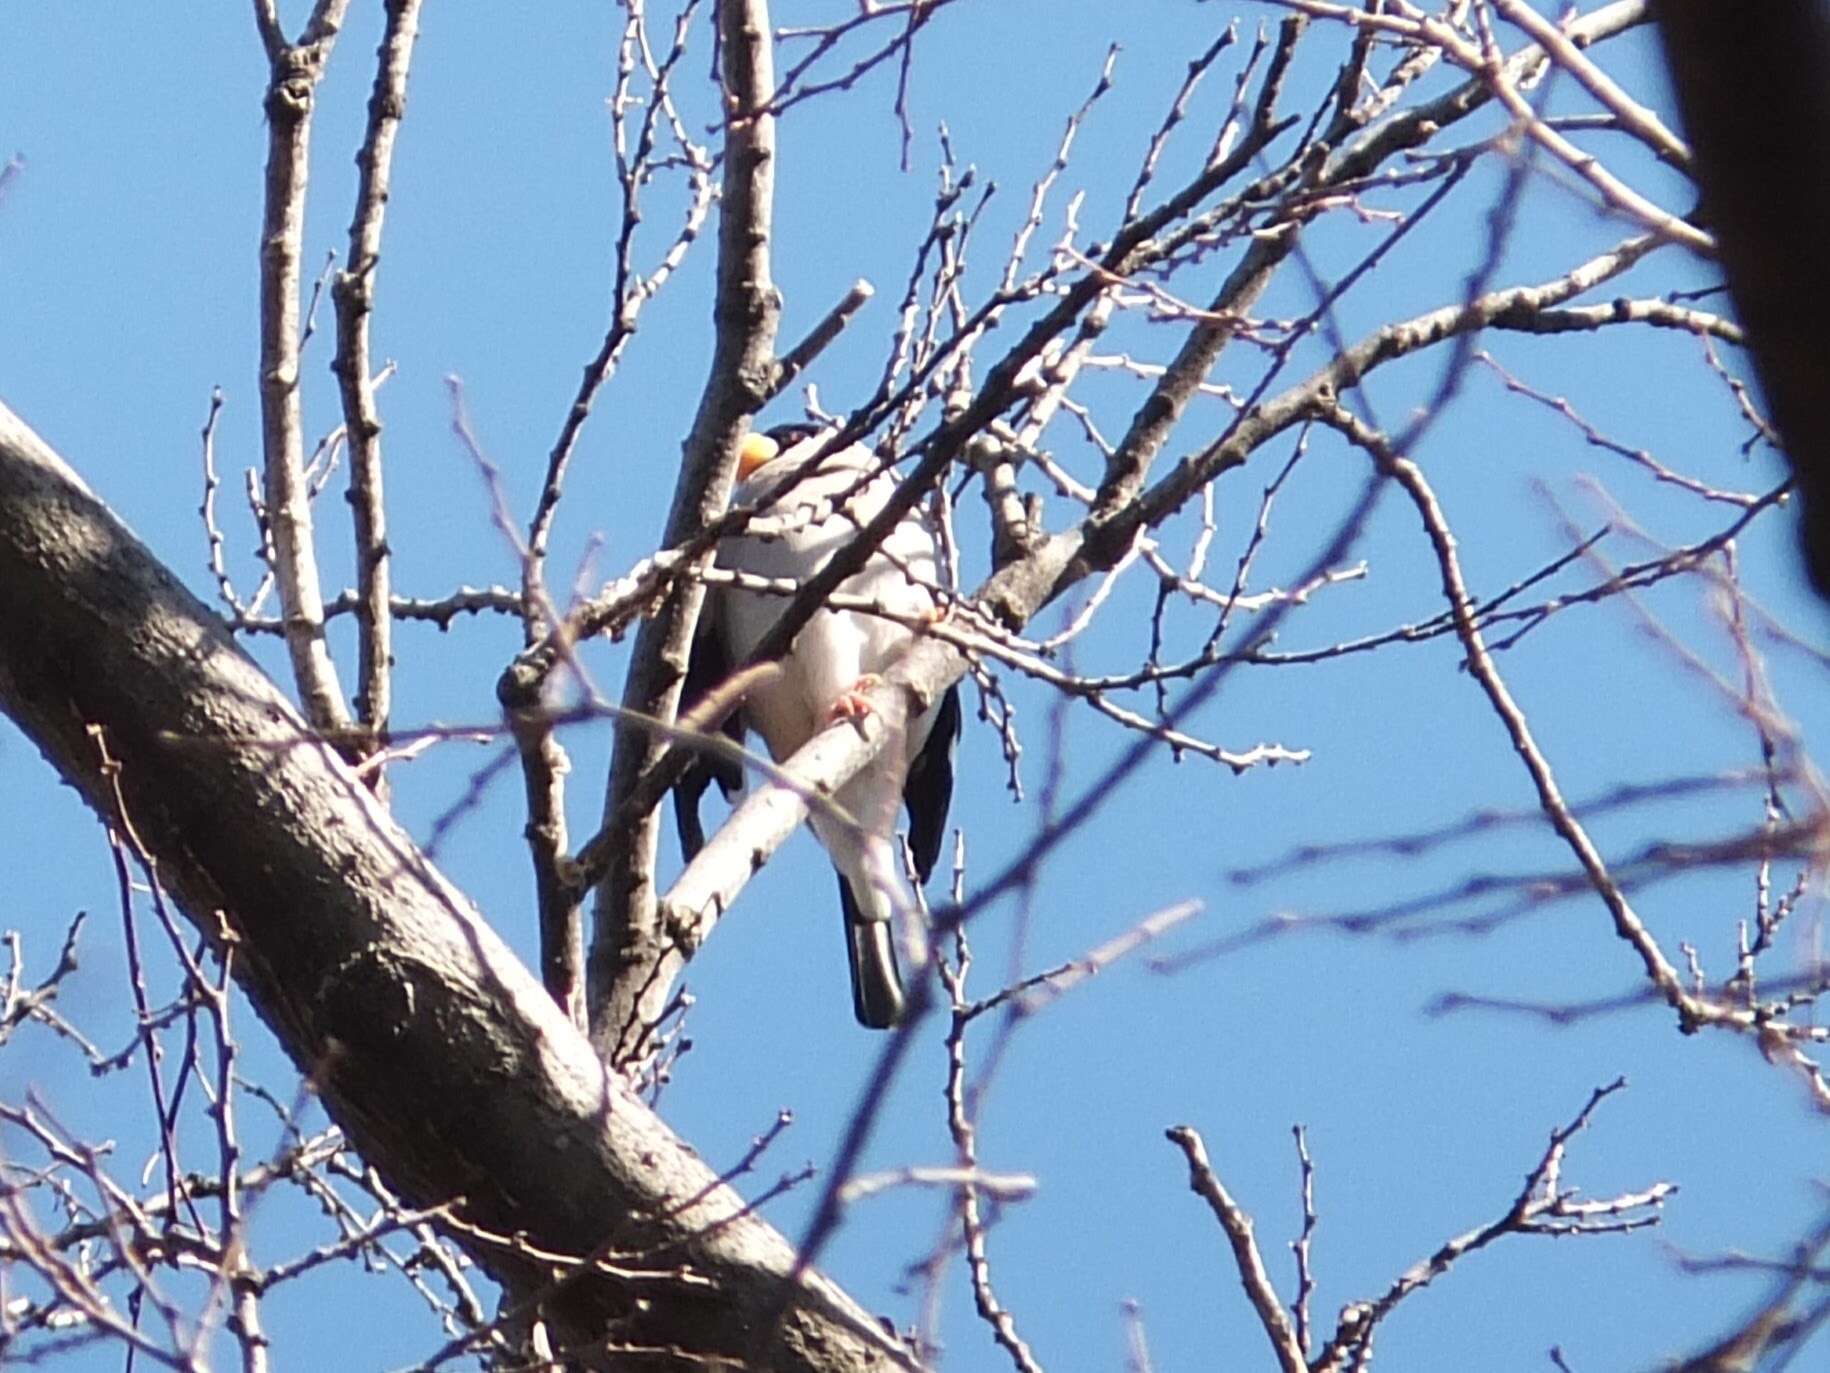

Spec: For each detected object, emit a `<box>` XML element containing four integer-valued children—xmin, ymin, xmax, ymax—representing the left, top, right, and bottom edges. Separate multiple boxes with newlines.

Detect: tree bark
<box><xmin>1655</xmin><ymin>2</ymin><xmax>1830</xmax><ymax>592</ymax></box>
<box><xmin>0</xmin><ymin>399</ymin><xmax>916</xmax><ymax>1372</ymax></box>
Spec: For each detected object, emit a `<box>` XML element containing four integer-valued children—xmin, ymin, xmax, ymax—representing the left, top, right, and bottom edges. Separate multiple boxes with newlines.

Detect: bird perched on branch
<box><xmin>675</xmin><ymin>422</ymin><xmax>962</xmax><ymax>1029</ymax></box>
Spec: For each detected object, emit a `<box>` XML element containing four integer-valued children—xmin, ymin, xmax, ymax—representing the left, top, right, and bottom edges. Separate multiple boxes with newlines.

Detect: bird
<box><xmin>674</xmin><ymin>421</ymin><xmax>962</xmax><ymax>1028</ymax></box>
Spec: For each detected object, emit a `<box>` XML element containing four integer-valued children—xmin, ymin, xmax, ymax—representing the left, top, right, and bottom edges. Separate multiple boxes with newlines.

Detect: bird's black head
<box><xmin>763</xmin><ymin>421</ymin><xmax>826</xmax><ymax>448</ymax></box>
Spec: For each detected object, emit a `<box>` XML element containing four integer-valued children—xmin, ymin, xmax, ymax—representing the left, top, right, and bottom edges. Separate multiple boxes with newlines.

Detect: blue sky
<box><xmin>4</xmin><ymin>2</ymin><xmax>1827</xmax><ymax>1369</ymax></box>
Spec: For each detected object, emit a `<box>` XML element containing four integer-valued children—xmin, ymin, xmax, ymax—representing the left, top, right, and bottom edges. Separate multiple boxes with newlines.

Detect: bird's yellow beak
<box><xmin>737</xmin><ymin>431</ymin><xmax>779</xmax><ymax>481</ymax></box>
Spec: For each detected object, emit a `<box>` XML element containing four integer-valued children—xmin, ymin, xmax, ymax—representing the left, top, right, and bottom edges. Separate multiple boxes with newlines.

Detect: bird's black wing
<box><xmin>902</xmin><ymin>684</ymin><xmax>962</xmax><ymax>885</ymax></box>
<box><xmin>672</xmin><ymin>615</ymin><xmax>748</xmax><ymax>863</ymax></box>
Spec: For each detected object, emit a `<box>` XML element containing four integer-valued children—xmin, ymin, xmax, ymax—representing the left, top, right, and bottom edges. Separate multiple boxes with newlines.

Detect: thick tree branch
<box><xmin>587</xmin><ymin>0</ymin><xmax>783</xmax><ymax>1061</ymax></box>
<box><xmin>0</xmin><ymin>401</ymin><xmax>916</xmax><ymax>1373</ymax></box>
<box><xmin>1655</xmin><ymin>1</ymin><xmax>1830</xmax><ymax>594</ymax></box>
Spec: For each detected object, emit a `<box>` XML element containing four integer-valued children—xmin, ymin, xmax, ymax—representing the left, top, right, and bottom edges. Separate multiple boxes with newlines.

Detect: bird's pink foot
<box><xmin>825</xmin><ymin>674</ymin><xmax>885</xmax><ymax>724</ymax></box>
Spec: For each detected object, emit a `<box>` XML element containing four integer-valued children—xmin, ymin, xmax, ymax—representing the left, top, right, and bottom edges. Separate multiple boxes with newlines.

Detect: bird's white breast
<box><xmin>713</xmin><ymin>444</ymin><xmax>944</xmax><ymax>764</ymax></box>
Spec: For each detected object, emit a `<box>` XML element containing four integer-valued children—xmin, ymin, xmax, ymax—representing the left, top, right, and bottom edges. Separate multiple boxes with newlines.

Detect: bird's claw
<box><xmin>826</xmin><ymin>674</ymin><xmax>885</xmax><ymax>725</ymax></box>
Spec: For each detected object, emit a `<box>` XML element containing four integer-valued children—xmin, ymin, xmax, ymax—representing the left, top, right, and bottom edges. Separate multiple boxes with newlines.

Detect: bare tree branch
<box><xmin>252</xmin><ymin>0</ymin><xmax>355</xmax><ymax>736</ymax></box>
<box><xmin>1164</xmin><ymin>1125</ymin><xmax>1307</xmax><ymax>1373</ymax></box>
<box><xmin>331</xmin><ymin>0</ymin><xmax>425</xmax><ymax>763</ymax></box>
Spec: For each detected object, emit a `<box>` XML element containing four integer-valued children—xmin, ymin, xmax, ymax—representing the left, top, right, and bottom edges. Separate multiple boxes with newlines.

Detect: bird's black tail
<box><xmin>837</xmin><ymin>876</ymin><xmax>905</xmax><ymax>1029</ymax></box>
